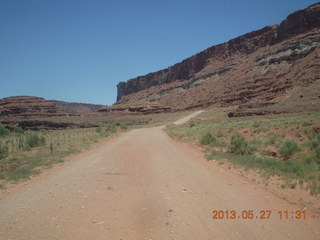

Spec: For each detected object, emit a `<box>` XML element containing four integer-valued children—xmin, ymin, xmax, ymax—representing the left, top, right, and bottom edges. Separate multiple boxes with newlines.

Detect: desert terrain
<box><xmin>1</xmin><ymin>3</ymin><xmax>320</xmax><ymax>240</ymax></box>
<box><xmin>0</xmin><ymin>112</ymin><xmax>319</xmax><ymax>240</ymax></box>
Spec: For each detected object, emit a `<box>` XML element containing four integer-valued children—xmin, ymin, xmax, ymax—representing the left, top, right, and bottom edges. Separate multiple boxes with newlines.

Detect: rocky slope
<box><xmin>116</xmin><ymin>3</ymin><xmax>320</xmax><ymax>111</ymax></box>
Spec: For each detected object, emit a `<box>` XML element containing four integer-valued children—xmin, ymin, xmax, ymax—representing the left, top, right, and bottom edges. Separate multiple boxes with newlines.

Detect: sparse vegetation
<box><xmin>120</xmin><ymin>123</ymin><xmax>128</xmax><ymax>129</ymax></box>
<box><xmin>25</xmin><ymin>133</ymin><xmax>46</xmax><ymax>148</ymax></box>
<box><xmin>0</xmin><ymin>124</ymin><xmax>125</xmax><ymax>184</ymax></box>
<box><xmin>104</xmin><ymin>124</ymin><xmax>117</xmax><ymax>136</ymax></box>
<box><xmin>166</xmin><ymin>109</ymin><xmax>320</xmax><ymax>196</ymax></box>
<box><xmin>189</xmin><ymin>121</ymin><xmax>196</xmax><ymax>128</ymax></box>
<box><xmin>305</xmin><ymin>129</ymin><xmax>320</xmax><ymax>150</ymax></box>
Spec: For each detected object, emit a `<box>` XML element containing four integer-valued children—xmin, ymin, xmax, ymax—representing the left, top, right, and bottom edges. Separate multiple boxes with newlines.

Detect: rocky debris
<box><xmin>50</xmin><ymin>100</ymin><xmax>103</xmax><ymax>113</ymax></box>
<box><xmin>0</xmin><ymin>96</ymin><xmax>65</xmax><ymax>118</ymax></box>
<box><xmin>99</xmin><ymin>102</ymin><xmax>172</xmax><ymax>115</ymax></box>
<box><xmin>116</xmin><ymin>3</ymin><xmax>320</xmax><ymax>111</ymax></box>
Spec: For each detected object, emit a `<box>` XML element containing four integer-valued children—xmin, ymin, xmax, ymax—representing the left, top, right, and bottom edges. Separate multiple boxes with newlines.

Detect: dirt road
<box><xmin>0</xmin><ymin>113</ymin><xmax>319</xmax><ymax>239</ymax></box>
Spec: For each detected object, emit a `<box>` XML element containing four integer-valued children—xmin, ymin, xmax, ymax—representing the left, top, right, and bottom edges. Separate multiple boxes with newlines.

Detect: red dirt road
<box><xmin>0</xmin><ymin>113</ymin><xmax>319</xmax><ymax>239</ymax></box>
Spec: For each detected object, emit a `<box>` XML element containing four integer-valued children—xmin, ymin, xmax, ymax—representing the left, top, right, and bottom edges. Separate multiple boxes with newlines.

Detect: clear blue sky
<box><xmin>0</xmin><ymin>0</ymin><xmax>318</xmax><ymax>105</ymax></box>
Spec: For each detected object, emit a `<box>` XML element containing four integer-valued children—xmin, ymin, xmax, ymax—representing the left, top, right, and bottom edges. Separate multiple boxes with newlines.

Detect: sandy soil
<box><xmin>0</xmin><ymin>112</ymin><xmax>319</xmax><ymax>240</ymax></box>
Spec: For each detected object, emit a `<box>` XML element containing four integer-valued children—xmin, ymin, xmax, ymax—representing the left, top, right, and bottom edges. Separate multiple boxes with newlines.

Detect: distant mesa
<box><xmin>0</xmin><ymin>96</ymin><xmax>105</xmax><ymax>131</ymax></box>
<box><xmin>116</xmin><ymin>3</ymin><xmax>320</xmax><ymax>112</ymax></box>
<box><xmin>0</xmin><ymin>96</ymin><xmax>64</xmax><ymax>118</ymax></box>
<box><xmin>0</xmin><ymin>96</ymin><xmax>104</xmax><ymax>118</ymax></box>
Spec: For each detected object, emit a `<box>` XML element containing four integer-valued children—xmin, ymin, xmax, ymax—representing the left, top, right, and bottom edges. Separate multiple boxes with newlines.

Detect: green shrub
<box><xmin>304</xmin><ymin>130</ymin><xmax>320</xmax><ymax>150</ymax></box>
<box><xmin>201</xmin><ymin>132</ymin><xmax>216</xmax><ymax>145</ymax></box>
<box><xmin>315</xmin><ymin>146</ymin><xmax>320</xmax><ymax>162</ymax></box>
<box><xmin>105</xmin><ymin>124</ymin><xmax>117</xmax><ymax>136</ymax></box>
<box><xmin>25</xmin><ymin>133</ymin><xmax>46</xmax><ymax>148</ymax></box>
<box><xmin>0</xmin><ymin>125</ymin><xmax>10</xmax><ymax>137</ymax></box>
<box><xmin>220</xmin><ymin>120</ymin><xmax>230</xmax><ymax>125</ymax></box>
<box><xmin>278</xmin><ymin>140</ymin><xmax>298</xmax><ymax>158</ymax></box>
<box><xmin>0</xmin><ymin>142</ymin><xmax>8</xmax><ymax>159</ymax></box>
<box><xmin>229</xmin><ymin>133</ymin><xmax>252</xmax><ymax>155</ymax></box>
<box><xmin>304</xmin><ymin>156</ymin><xmax>313</xmax><ymax>165</ymax></box>
<box><xmin>14</xmin><ymin>126</ymin><xmax>24</xmax><ymax>134</ymax></box>
<box><xmin>120</xmin><ymin>123</ymin><xmax>128</xmax><ymax>129</ymax></box>
<box><xmin>265</xmin><ymin>132</ymin><xmax>282</xmax><ymax>146</ymax></box>
<box><xmin>252</xmin><ymin>121</ymin><xmax>260</xmax><ymax>128</ymax></box>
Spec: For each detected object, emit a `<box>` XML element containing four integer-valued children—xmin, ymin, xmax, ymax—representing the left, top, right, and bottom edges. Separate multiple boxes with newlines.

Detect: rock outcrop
<box><xmin>116</xmin><ymin>3</ymin><xmax>320</xmax><ymax>111</ymax></box>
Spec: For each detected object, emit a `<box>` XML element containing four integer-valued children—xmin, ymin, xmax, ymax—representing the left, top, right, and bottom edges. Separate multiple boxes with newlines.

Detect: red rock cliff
<box><xmin>116</xmin><ymin>3</ymin><xmax>320</xmax><ymax>109</ymax></box>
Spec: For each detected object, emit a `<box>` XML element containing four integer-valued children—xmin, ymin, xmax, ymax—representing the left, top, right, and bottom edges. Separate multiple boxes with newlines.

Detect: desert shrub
<box><xmin>252</xmin><ymin>121</ymin><xmax>260</xmax><ymax>128</ymax></box>
<box><xmin>264</xmin><ymin>132</ymin><xmax>282</xmax><ymax>146</ymax></box>
<box><xmin>315</xmin><ymin>146</ymin><xmax>320</xmax><ymax>162</ymax></box>
<box><xmin>304</xmin><ymin>156</ymin><xmax>314</xmax><ymax>165</ymax></box>
<box><xmin>95</xmin><ymin>127</ymin><xmax>102</xmax><ymax>133</ymax></box>
<box><xmin>0</xmin><ymin>142</ymin><xmax>8</xmax><ymax>159</ymax></box>
<box><xmin>189</xmin><ymin>121</ymin><xmax>195</xmax><ymax>128</ymax></box>
<box><xmin>24</xmin><ymin>133</ymin><xmax>46</xmax><ymax>148</ymax></box>
<box><xmin>14</xmin><ymin>126</ymin><xmax>24</xmax><ymax>134</ymax></box>
<box><xmin>105</xmin><ymin>124</ymin><xmax>117</xmax><ymax>136</ymax></box>
<box><xmin>201</xmin><ymin>132</ymin><xmax>216</xmax><ymax>145</ymax></box>
<box><xmin>304</xmin><ymin>130</ymin><xmax>320</xmax><ymax>150</ymax></box>
<box><xmin>120</xmin><ymin>123</ymin><xmax>128</xmax><ymax>129</ymax></box>
<box><xmin>220</xmin><ymin>120</ymin><xmax>230</xmax><ymax>126</ymax></box>
<box><xmin>278</xmin><ymin>140</ymin><xmax>298</xmax><ymax>158</ymax></box>
<box><xmin>0</xmin><ymin>125</ymin><xmax>10</xmax><ymax>137</ymax></box>
<box><xmin>229</xmin><ymin>133</ymin><xmax>252</xmax><ymax>155</ymax></box>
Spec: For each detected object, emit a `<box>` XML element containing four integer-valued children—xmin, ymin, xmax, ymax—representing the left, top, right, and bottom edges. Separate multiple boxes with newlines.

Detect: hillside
<box><xmin>116</xmin><ymin>3</ymin><xmax>320</xmax><ymax>112</ymax></box>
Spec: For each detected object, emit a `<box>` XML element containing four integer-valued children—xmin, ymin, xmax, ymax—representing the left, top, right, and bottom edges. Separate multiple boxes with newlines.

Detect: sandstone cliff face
<box><xmin>116</xmin><ymin>3</ymin><xmax>320</xmax><ymax>110</ymax></box>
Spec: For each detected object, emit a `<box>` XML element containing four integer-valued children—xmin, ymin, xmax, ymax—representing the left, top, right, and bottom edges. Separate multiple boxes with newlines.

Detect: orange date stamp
<box><xmin>212</xmin><ymin>210</ymin><xmax>307</xmax><ymax>220</ymax></box>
